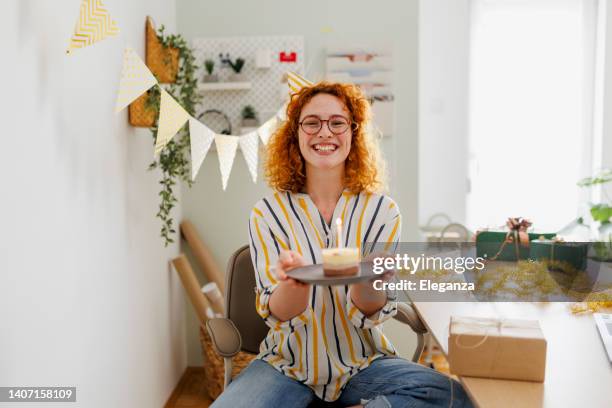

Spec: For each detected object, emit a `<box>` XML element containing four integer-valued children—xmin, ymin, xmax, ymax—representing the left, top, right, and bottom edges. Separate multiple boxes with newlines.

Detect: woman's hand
<box><xmin>269</xmin><ymin>250</ymin><xmax>311</xmax><ymax>322</ymax></box>
<box><xmin>275</xmin><ymin>250</ymin><xmax>310</xmax><ymax>290</ymax></box>
<box><xmin>350</xmin><ymin>251</ymin><xmax>395</xmax><ymax>317</ymax></box>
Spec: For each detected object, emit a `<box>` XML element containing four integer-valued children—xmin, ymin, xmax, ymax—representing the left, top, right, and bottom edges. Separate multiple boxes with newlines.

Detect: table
<box><xmin>411</xmin><ymin>301</ymin><xmax>612</xmax><ymax>407</ymax></box>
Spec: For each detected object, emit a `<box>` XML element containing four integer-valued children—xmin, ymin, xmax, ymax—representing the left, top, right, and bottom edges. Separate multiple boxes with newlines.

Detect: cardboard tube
<box><xmin>201</xmin><ymin>282</ymin><xmax>225</xmax><ymax>316</ymax></box>
<box><xmin>180</xmin><ymin>220</ymin><xmax>225</xmax><ymax>293</ymax></box>
<box><xmin>172</xmin><ymin>254</ymin><xmax>211</xmax><ymax>325</ymax></box>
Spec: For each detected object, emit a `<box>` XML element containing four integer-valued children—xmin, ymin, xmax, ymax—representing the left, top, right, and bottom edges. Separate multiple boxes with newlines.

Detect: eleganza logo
<box><xmin>363</xmin><ymin>242</ymin><xmax>611</xmax><ymax>302</ymax></box>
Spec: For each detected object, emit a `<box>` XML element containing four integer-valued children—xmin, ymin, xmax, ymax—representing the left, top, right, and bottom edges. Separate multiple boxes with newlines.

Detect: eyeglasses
<box><xmin>298</xmin><ymin>115</ymin><xmax>354</xmax><ymax>135</ymax></box>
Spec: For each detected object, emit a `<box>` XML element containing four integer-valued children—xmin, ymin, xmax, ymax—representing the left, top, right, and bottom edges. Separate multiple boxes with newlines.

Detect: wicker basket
<box><xmin>128</xmin><ymin>91</ymin><xmax>156</xmax><ymax>128</ymax></box>
<box><xmin>146</xmin><ymin>16</ymin><xmax>179</xmax><ymax>84</ymax></box>
<box><xmin>199</xmin><ymin>325</ymin><xmax>256</xmax><ymax>400</ymax></box>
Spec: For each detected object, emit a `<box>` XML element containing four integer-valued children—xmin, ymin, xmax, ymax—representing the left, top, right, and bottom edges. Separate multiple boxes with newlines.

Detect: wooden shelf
<box><xmin>198</xmin><ymin>82</ymin><xmax>252</xmax><ymax>92</ymax></box>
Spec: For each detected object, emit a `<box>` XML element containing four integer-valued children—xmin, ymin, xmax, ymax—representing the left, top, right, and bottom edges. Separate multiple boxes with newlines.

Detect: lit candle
<box><xmin>335</xmin><ymin>217</ymin><xmax>343</xmax><ymax>248</ymax></box>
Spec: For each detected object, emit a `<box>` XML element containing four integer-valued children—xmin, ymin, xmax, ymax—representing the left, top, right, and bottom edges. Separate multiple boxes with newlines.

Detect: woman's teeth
<box><xmin>313</xmin><ymin>144</ymin><xmax>337</xmax><ymax>151</ymax></box>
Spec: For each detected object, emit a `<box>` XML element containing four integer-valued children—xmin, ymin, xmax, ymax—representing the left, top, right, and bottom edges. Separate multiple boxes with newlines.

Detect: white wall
<box><xmin>418</xmin><ymin>0</ymin><xmax>470</xmax><ymax>227</ymax></box>
<box><xmin>0</xmin><ymin>1</ymin><xmax>186</xmax><ymax>407</ymax></box>
<box><xmin>176</xmin><ymin>0</ymin><xmax>419</xmax><ymax>365</ymax></box>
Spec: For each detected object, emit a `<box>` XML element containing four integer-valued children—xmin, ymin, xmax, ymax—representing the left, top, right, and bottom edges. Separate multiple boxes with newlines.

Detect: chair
<box><xmin>205</xmin><ymin>245</ymin><xmax>428</xmax><ymax>392</ymax></box>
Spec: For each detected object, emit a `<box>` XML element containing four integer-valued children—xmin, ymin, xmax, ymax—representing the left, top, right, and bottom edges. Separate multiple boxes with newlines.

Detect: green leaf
<box><xmin>578</xmin><ymin>169</ymin><xmax>612</xmax><ymax>187</ymax></box>
<box><xmin>590</xmin><ymin>204</ymin><xmax>612</xmax><ymax>224</ymax></box>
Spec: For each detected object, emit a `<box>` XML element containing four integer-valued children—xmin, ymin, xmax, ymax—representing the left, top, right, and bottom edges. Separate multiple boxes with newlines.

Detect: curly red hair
<box><xmin>264</xmin><ymin>81</ymin><xmax>386</xmax><ymax>194</ymax></box>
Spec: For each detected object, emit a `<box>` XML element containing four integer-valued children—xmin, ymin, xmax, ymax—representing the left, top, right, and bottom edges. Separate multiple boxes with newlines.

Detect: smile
<box><xmin>312</xmin><ymin>143</ymin><xmax>338</xmax><ymax>152</ymax></box>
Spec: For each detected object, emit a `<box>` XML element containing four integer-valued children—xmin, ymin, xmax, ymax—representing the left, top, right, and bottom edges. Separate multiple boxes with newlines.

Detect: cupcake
<box><xmin>322</xmin><ymin>247</ymin><xmax>360</xmax><ymax>277</ymax></box>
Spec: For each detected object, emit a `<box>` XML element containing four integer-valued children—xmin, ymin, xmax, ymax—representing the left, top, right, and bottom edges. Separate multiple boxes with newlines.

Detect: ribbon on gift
<box><xmin>450</xmin><ymin>316</ymin><xmax>540</xmax><ymax>349</ymax></box>
<box><xmin>489</xmin><ymin>217</ymin><xmax>533</xmax><ymax>261</ymax></box>
<box><xmin>548</xmin><ymin>236</ymin><xmax>565</xmax><ymax>265</ymax></box>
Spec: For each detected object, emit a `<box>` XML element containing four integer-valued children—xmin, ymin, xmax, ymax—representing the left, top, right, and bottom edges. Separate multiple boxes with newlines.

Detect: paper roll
<box><xmin>172</xmin><ymin>254</ymin><xmax>210</xmax><ymax>325</ymax></box>
<box><xmin>180</xmin><ymin>220</ymin><xmax>225</xmax><ymax>293</ymax></box>
<box><xmin>202</xmin><ymin>282</ymin><xmax>225</xmax><ymax>316</ymax></box>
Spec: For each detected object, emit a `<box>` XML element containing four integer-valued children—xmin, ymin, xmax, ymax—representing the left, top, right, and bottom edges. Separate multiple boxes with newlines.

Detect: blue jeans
<box><xmin>211</xmin><ymin>357</ymin><xmax>474</xmax><ymax>408</ymax></box>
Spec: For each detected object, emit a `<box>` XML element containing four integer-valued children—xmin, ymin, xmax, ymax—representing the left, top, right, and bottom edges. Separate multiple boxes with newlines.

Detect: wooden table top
<box><xmin>412</xmin><ymin>301</ymin><xmax>612</xmax><ymax>408</ymax></box>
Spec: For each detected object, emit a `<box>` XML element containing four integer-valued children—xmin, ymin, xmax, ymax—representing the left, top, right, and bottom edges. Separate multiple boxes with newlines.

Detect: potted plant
<box><xmin>228</xmin><ymin>57</ymin><xmax>246</xmax><ymax>82</ymax></box>
<box><xmin>203</xmin><ymin>59</ymin><xmax>218</xmax><ymax>82</ymax></box>
<box><xmin>241</xmin><ymin>105</ymin><xmax>259</xmax><ymax>128</ymax></box>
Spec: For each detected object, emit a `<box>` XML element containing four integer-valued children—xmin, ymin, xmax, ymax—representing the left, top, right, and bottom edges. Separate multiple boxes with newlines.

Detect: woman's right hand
<box><xmin>275</xmin><ymin>250</ymin><xmax>309</xmax><ymax>290</ymax></box>
<box><xmin>269</xmin><ymin>250</ymin><xmax>311</xmax><ymax>321</ymax></box>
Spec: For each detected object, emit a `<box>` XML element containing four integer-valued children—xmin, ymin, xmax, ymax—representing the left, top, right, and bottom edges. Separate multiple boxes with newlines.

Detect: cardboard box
<box><xmin>448</xmin><ymin>316</ymin><xmax>547</xmax><ymax>382</ymax></box>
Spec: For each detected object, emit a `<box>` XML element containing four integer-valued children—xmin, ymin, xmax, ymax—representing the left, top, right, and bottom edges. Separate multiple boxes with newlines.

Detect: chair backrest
<box><xmin>225</xmin><ymin>245</ymin><xmax>270</xmax><ymax>354</ymax></box>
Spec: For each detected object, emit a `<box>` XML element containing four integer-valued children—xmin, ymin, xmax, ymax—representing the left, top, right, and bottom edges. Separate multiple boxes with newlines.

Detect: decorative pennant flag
<box><xmin>276</xmin><ymin>102</ymin><xmax>288</xmax><ymax>122</ymax></box>
<box><xmin>239</xmin><ymin>132</ymin><xmax>259</xmax><ymax>183</ymax></box>
<box><xmin>155</xmin><ymin>89</ymin><xmax>191</xmax><ymax>156</ymax></box>
<box><xmin>215</xmin><ymin>135</ymin><xmax>239</xmax><ymax>190</ymax></box>
<box><xmin>66</xmin><ymin>0</ymin><xmax>120</xmax><ymax>54</ymax></box>
<box><xmin>115</xmin><ymin>47</ymin><xmax>158</xmax><ymax>112</ymax></box>
<box><xmin>258</xmin><ymin>116</ymin><xmax>279</xmax><ymax>145</ymax></box>
<box><xmin>189</xmin><ymin>118</ymin><xmax>215</xmax><ymax>181</ymax></box>
<box><xmin>287</xmin><ymin>71</ymin><xmax>313</xmax><ymax>95</ymax></box>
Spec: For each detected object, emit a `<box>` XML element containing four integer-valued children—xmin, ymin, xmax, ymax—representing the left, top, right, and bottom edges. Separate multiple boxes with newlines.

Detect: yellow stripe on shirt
<box><xmin>298</xmin><ymin>198</ymin><xmax>324</xmax><ymax>248</ymax></box>
<box><xmin>320</xmin><ymin>297</ymin><xmax>345</xmax><ymax>376</ymax></box>
<box><xmin>311</xmin><ymin>314</ymin><xmax>319</xmax><ymax>383</ymax></box>
<box><xmin>294</xmin><ymin>329</ymin><xmax>304</xmax><ymax>374</ymax></box>
<box><xmin>384</xmin><ymin>216</ymin><xmax>400</xmax><ymax>251</ymax></box>
<box><xmin>355</xmin><ymin>193</ymin><xmax>372</xmax><ymax>249</ymax></box>
<box><xmin>274</xmin><ymin>192</ymin><xmax>303</xmax><ymax>255</ymax></box>
<box><xmin>334</xmin><ymin>288</ymin><xmax>358</xmax><ymax>364</ymax></box>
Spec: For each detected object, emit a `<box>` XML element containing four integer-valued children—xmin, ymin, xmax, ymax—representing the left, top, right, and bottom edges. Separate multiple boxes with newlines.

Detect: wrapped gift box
<box><xmin>476</xmin><ymin>231</ymin><xmax>556</xmax><ymax>261</ymax></box>
<box><xmin>529</xmin><ymin>240</ymin><xmax>588</xmax><ymax>271</ymax></box>
<box><xmin>448</xmin><ymin>316</ymin><xmax>547</xmax><ymax>382</ymax></box>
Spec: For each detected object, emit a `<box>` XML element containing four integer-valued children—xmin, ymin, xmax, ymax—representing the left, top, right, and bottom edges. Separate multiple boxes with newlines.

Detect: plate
<box><xmin>286</xmin><ymin>261</ymin><xmax>378</xmax><ymax>286</ymax></box>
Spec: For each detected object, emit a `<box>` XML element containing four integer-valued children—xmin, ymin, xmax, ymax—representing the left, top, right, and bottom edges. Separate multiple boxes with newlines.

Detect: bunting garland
<box><xmin>108</xmin><ymin>44</ymin><xmax>306</xmax><ymax>187</ymax></box>
<box><xmin>189</xmin><ymin>119</ymin><xmax>215</xmax><ymax>181</ymax></box>
<box><xmin>66</xmin><ymin>0</ymin><xmax>119</xmax><ymax>54</ymax></box>
<box><xmin>65</xmin><ymin>0</ymin><xmax>310</xmax><ymax>189</ymax></box>
<box><xmin>114</xmin><ymin>47</ymin><xmax>157</xmax><ymax>112</ymax></box>
<box><xmin>215</xmin><ymin>135</ymin><xmax>240</xmax><ymax>191</ymax></box>
<box><xmin>258</xmin><ymin>116</ymin><xmax>279</xmax><ymax>146</ymax></box>
<box><xmin>155</xmin><ymin>88</ymin><xmax>191</xmax><ymax>157</ymax></box>
<box><xmin>239</xmin><ymin>132</ymin><xmax>260</xmax><ymax>183</ymax></box>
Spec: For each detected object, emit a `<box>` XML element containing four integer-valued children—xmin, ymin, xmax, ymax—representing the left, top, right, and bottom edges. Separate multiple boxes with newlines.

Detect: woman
<box><xmin>212</xmin><ymin>82</ymin><xmax>473</xmax><ymax>408</ymax></box>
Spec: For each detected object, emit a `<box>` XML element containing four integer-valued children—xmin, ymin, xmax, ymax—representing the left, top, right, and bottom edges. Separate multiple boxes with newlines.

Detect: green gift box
<box><xmin>476</xmin><ymin>231</ymin><xmax>556</xmax><ymax>261</ymax></box>
<box><xmin>529</xmin><ymin>240</ymin><xmax>588</xmax><ymax>271</ymax></box>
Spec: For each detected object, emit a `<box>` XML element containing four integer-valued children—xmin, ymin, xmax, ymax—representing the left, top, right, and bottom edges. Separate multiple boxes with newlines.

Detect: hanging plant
<box><xmin>145</xmin><ymin>24</ymin><xmax>201</xmax><ymax>246</ymax></box>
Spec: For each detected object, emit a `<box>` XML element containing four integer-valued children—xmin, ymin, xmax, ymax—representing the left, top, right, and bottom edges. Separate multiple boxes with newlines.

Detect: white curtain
<box><xmin>467</xmin><ymin>0</ymin><xmax>602</xmax><ymax>231</ymax></box>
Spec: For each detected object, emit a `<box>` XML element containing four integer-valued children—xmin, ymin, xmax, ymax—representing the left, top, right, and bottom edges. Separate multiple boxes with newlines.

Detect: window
<box><xmin>467</xmin><ymin>0</ymin><xmax>603</xmax><ymax>231</ymax></box>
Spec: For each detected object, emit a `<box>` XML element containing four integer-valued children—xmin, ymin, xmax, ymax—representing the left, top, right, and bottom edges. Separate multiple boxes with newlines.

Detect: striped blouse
<box><xmin>247</xmin><ymin>189</ymin><xmax>402</xmax><ymax>402</ymax></box>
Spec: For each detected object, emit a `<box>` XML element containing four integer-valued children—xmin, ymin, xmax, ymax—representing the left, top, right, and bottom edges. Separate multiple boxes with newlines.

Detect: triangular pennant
<box><xmin>66</xmin><ymin>0</ymin><xmax>120</xmax><ymax>54</ymax></box>
<box><xmin>189</xmin><ymin>118</ymin><xmax>215</xmax><ymax>181</ymax></box>
<box><xmin>155</xmin><ymin>89</ymin><xmax>191</xmax><ymax>156</ymax></box>
<box><xmin>276</xmin><ymin>102</ymin><xmax>287</xmax><ymax>122</ymax></box>
<box><xmin>215</xmin><ymin>135</ymin><xmax>239</xmax><ymax>191</ymax></box>
<box><xmin>258</xmin><ymin>116</ymin><xmax>279</xmax><ymax>145</ymax></box>
<box><xmin>115</xmin><ymin>47</ymin><xmax>158</xmax><ymax>112</ymax></box>
<box><xmin>287</xmin><ymin>71</ymin><xmax>313</xmax><ymax>95</ymax></box>
<box><xmin>239</xmin><ymin>132</ymin><xmax>259</xmax><ymax>183</ymax></box>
